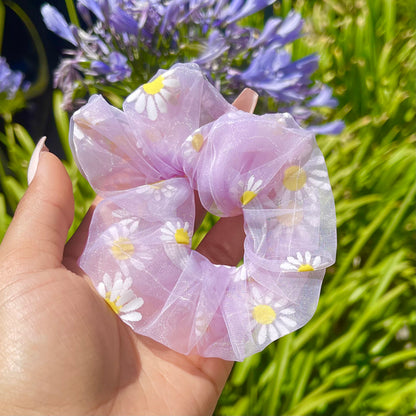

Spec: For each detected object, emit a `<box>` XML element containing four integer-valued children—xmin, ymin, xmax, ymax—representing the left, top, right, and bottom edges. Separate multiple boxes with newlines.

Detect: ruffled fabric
<box><xmin>70</xmin><ymin>63</ymin><xmax>337</xmax><ymax>361</ymax></box>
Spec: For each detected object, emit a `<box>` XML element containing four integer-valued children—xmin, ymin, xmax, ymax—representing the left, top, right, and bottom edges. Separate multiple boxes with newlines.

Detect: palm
<box><xmin>0</xmin><ymin>90</ymin><xmax>256</xmax><ymax>415</ymax></box>
<box><xmin>0</xmin><ymin>253</ymin><xmax>230</xmax><ymax>415</ymax></box>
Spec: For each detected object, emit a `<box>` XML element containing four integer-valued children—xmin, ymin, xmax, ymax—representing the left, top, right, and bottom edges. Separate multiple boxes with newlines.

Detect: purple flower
<box><xmin>309</xmin><ymin>120</ymin><xmax>346</xmax><ymax>135</ymax></box>
<box><xmin>106</xmin><ymin>52</ymin><xmax>131</xmax><ymax>82</ymax></box>
<box><xmin>109</xmin><ymin>6</ymin><xmax>138</xmax><ymax>35</ymax></box>
<box><xmin>41</xmin><ymin>4</ymin><xmax>77</xmax><ymax>46</ymax></box>
<box><xmin>91</xmin><ymin>52</ymin><xmax>131</xmax><ymax>82</ymax></box>
<box><xmin>251</xmin><ymin>11</ymin><xmax>302</xmax><ymax>48</ymax></box>
<box><xmin>308</xmin><ymin>85</ymin><xmax>338</xmax><ymax>108</ymax></box>
<box><xmin>78</xmin><ymin>0</ymin><xmax>105</xmax><ymax>21</ymax></box>
<box><xmin>220</xmin><ymin>0</ymin><xmax>275</xmax><ymax>25</ymax></box>
<box><xmin>194</xmin><ymin>30</ymin><xmax>229</xmax><ymax>65</ymax></box>
<box><xmin>42</xmin><ymin>0</ymin><xmax>343</xmax><ymax>134</ymax></box>
<box><xmin>90</xmin><ymin>60</ymin><xmax>111</xmax><ymax>75</ymax></box>
<box><xmin>159</xmin><ymin>1</ymin><xmax>183</xmax><ymax>35</ymax></box>
<box><xmin>0</xmin><ymin>57</ymin><xmax>27</xmax><ymax>100</ymax></box>
<box><xmin>79</xmin><ymin>0</ymin><xmax>138</xmax><ymax>34</ymax></box>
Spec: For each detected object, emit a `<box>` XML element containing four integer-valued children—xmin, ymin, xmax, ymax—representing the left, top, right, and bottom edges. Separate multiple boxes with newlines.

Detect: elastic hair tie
<box><xmin>70</xmin><ymin>63</ymin><xmax>337</xmax><ymax>361</ymax></box>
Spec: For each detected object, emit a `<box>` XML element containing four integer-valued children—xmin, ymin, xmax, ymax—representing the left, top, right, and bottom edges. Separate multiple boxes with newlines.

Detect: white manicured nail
<box><xmin>27</xmin><ymin>136</ymin><xmax>48</xmax><ymax>185</ymax></box>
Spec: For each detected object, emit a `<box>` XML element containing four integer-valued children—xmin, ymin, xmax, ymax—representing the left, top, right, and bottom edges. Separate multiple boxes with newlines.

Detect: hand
<box><xmin>0</xmin><ymin>89</ymin><xmax>257</xmax><ymax>415</ymax></box>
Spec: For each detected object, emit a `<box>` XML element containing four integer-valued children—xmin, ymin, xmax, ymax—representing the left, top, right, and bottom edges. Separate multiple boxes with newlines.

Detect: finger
<box><xmin>63</xmin><ymin>196</ymin><xmax>101</xmax><ymax>269</ymax></box>
<box><xmin>232</xmin><ymin>88</ymin><xmax>258</xmax><ymax>112</ymax></box>
<box><xmin>196</xmin><ymin>215</ymin><xmax>245</xmax><ymax>266</ymax></box>
<box><xmin>0</xmin><ymin>139</ymin><xmax>74</xmax><ymax>270</ymax></box>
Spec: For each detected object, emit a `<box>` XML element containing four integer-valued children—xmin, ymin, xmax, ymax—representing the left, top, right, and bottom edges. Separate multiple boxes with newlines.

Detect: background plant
<box><xmin>217</xmin><ymin>1</ymin><xmax>416</xmax><ymax>415</ymax></box>
<box><xmin>0</xmin><ymin>0</ymin><xmax>415</xmax><ymax>415</ymax></box>
<box><xmin>41</xmin><ymin>0</ymin><xmax>343</xmax><ymax>132</ymax></box>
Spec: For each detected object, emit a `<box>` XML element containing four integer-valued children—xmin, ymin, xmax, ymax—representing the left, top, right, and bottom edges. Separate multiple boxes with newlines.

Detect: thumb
<box><xmin>1</xmin><ymin>138</ymin><xmax>74</xmax><ymax>271</ymax></box>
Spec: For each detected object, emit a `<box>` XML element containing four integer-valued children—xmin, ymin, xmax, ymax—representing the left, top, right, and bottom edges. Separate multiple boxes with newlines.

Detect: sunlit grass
<box><xmin>0</xmin><ymin>1</ymin><xmax>415</xmax><ymax>415</ymax></box>
<box><xmin>216</xmin><ymin>1</ymin><xmax>416</xmax><ymax>415</ymax></box>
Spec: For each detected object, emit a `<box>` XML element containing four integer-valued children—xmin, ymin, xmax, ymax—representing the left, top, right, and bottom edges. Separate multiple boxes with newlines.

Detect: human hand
<box><xmin>0</xmin><ymin>89</ymin><xmax>257</xmax><ymax>415</ymax></box>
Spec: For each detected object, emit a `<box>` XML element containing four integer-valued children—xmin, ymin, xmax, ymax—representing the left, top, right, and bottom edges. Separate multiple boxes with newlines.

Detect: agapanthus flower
<box><xmin>0</xmin><ymin>57</ymin><xmax>29</xmax><ymax>100</ymax></box>
<box><xmin>41</xmin><ymin>0</ymin><xmax>343</xmax><ymax>133</ymax></box>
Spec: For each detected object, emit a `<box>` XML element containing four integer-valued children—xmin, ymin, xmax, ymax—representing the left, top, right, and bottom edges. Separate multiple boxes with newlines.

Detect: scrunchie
<box><xmin>70</xmin><ymin>63</ymin><xmax>337</xmax><ymax>361</ymax></box>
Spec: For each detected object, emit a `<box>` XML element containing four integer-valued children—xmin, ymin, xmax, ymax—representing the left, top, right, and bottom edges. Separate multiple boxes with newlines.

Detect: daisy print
<box><xmin>136</xmin><ymin>180</ymin><xmax>176</xmax><ymax>202</ymax></box>
<box><xmin>182</xmin><ymin>129</ymin><xmax>205</xmax><ymax>165</ymax></box>
<box><xmin>126</xmin><ymin>69</ymin><xmax>180</xmax><ymax>121</ymax></box>
<box><xmin>281</xmin><ymin>148</ymin><xmax>331</xmax><ymax>203</ymax></box>
<box><xmin>280</xmin><ymin>251</ymin><xmax>323</xmax><ymax>272</ymax></box>
<box><xmin>195</xmin><ymin>310</ymin><xmax>210</xmax><ymax>338</ymax></box>
<box><xmin>161</xmin><ymin>221</ymin><xmax>191</xmax><ymax>245</ymax></box>
<box><xmin>104</xmin><ymin>220</ymin><xmax>152</xmax><ymax>275</ymax></box>
<box><xmin>241</xmin><ymin>176</ymin><xmax>263</xmax><ymax>206</ymax></box>
<box><xmin>249</xmin><ymin>286</ymin><xmax>296</xmax><ymax>345</ymax></box>
<box><xmin>97</xmin><ymin>272</ymin><xmax>144</xmax><ymax>327</ymax></box>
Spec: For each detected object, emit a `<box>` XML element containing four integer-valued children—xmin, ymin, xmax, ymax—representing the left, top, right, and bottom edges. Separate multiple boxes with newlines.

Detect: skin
<box><xmin>0</xmin><ymin>90</ymin><xmax>257</xmax><ymax>415</ymax></box>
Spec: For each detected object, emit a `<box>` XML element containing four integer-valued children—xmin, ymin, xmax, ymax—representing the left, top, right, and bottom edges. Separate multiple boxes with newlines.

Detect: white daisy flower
<box><xmin>241</xmin><ymin>176</ymin><xmax>263</xmax><ymax>206</ymax></box>
<box><xmin>195</xmin><ymin>311</ymin><xmax>210</xmax><ymax>338</ymax></box>
<box><xmin>187</xmin><ymin>130</ymin><xmax>205</xmax><ymax>152</ymax></box>
<box><xmin>182</xmin><ymin>129</ymin><xmax>205</xmax><ymax>165</ymax></box>
<box><xmin>126</xmin><ymin>69</ymin><xmax>180</xmax><ymax>121</ymax></box>
<box><xmin>138</xmin><ymin>180</ymin><xmax>176</xmax><ymax>202</ymax></box>
<box><xmin>103</xmin><ymin>220</ymin><xmax>152</xmax><ymax>275</ymax></box>
<box><xmin>97</xmin><ymin>272</ymin><xmax>144</xmax><ymax>326</ymax></box>
<box><xmin>281</xmin><ymin>149</ymin><xmax>331</xmax><ymax>203</ymax></box>
<box><xmin>160</xmin><ymin>221</ymin><xmax>191</xmax><ymax>245</ymax></box>
<box><xmin>249</xmin><ymin>286</ymin><xmax>296</xmax><ymax>345</ymax></box>
<box><xmin>112</xmin><ymin>209</ymin><xmax>137</xmax><ymax>221</ymax></box>
<box><xmin>280</xmin><ymin>251</ymin><xmax>322</xmax><ymax>272</ymax></box>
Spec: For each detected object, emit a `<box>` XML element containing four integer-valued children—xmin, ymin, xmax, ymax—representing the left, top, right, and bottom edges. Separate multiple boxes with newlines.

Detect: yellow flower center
<box><xmin>111</xmin><ymin>237</ymin><xmax>134</xmax><ymax>260</ymax></box>
<box><xmin>191</xmin><ymin>133</ymin><xmax>204</xmax><ymax>152</ymax></box>
<box><xmin>143</xmin><ymin>75</ymin><xmax>165</xmax><ymax>95</ymax></box>
<box><xmin>252</xmin><ymin>304</ymin><xmax>276</xmax><ymax>325</ymax></box>
<box><xmin>283</xmin><ymin>166</ymin><xmax>307</xmax><ymax>191</ymax></box>
<box><xmin>277</xmin><ymin>201</ymin><xmax>304</xmax><ymax>226</ymax></box>
<box><xmin>241</xmin><ymin>190</ymin><xmax>257</xmax><ymax>205</ymax></box>
<box><xmin>105</xmin><ymin>293</ymin><xmax>121</xmax><ymax>314</ymax></box>
<box><xmin>174</xmin><ymin>228</ymin><xmax>190</xmax><ymax>245</ymax></box>
<box><xmin>298</xmin><ymin>264</ymin><xmax>314</xmax><ymax>272</ymax></box>
<box><xmin>149</xmin><ymin>180</ymin><xmax>164</xmax><ymax>189</ymax></box>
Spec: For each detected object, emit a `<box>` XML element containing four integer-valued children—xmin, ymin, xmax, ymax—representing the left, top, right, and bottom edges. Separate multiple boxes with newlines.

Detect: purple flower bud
<box><xmin>78</xmin><ymin>0</ymin><xmax>105</xmax><ymax>22</ymax></box>
<box><xmin>275</xmin><ymin>11</ymin><xmax>303</xmax><ymax>42</ymax></box>
<box><xmin>77</xmin><ymin>2</ymin><xmax>93</xmax><ymax>26</ymax></box>
<box><xmin>221</xmin><ymin>0</ymin><xmax>276</xmax><ymax>25</ymax></box>
<box><xmin>91</xmin><ymin>60</ymin><xmax>111</xmax><ymax>75</ymax></box>
<box><xmin>160</xmin><ymin>1</ymin><xmax>184</xmax><ymax>35</ymax></box>
<box><xmin>308</xmin><ymin>120</ymin><xmax>345</xmax><ymax>135</ymax></box>
<box><xmin>41</xmin><ymin>3</ymin><xmax>77</xmax><ymax>46</ymax></box>
<box><xmin>308</xmin><ymin>85</ymin><xmax>338</xmax><ymax>108</ymax></box>
<box><xmin>106</xmin><ymin>52</ymin><xmax>131</xmax><ymax>82</ymax></box>
<box><xmin>110</xmin><ymin>6</ymin><xmax>139</xmax><ymax>35</ymax></box>
<box><xmin>194</xmin><ymin>30</ymin><xmax>229</xmax><ymax>65</ymax></box>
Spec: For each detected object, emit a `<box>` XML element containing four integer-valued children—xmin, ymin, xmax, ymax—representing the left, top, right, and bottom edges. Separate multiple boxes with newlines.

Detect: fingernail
<box><xmin>233</xmin><ymin>88</ymin><xmax>259</xmax><ymax>113</ymax></box>
<box><xmin>27</xmin><ymin>136</ymin><xmax>48</xmax><ymax>185</ymax></box>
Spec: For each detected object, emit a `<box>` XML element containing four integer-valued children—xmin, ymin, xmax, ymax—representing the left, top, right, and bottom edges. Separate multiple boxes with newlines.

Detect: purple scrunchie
<box><xmin>69</xmin><ymin>63</ymin><xmax>336</xmax><ymax>361</ymax></box>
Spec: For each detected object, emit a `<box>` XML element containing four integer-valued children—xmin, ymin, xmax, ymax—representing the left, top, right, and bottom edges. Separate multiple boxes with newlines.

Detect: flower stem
<box><xmin>0</xmin><ymin>0</ymin><xmax>5</xmax><ymax>54</ymax></box>
<box><xmin>65</xmin><ymin>0</ymin><xmax>80</xmax><ymax>27</ymax></box>
<box><xmin>4</xmin><ymin>0</ymin><xmax>49</xmax><ymax>100</ymax></box>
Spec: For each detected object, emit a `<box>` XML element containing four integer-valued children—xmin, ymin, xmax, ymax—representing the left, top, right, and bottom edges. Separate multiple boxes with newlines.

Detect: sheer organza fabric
<box><xmin>69</xmin><ymin>63</ymin><xmax>336</xmax><ymax>361</ymax></box>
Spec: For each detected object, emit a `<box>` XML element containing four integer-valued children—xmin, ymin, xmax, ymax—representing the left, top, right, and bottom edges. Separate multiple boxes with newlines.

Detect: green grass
<box><xmin>0</xmin><ymin>0</ymin><xmax>415</xmax><ymax>415</ymax></box>
<box><xmin>216</xmin><ymin>1</ymin><xmax>416</xmax><ymax>415</ymax></box>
